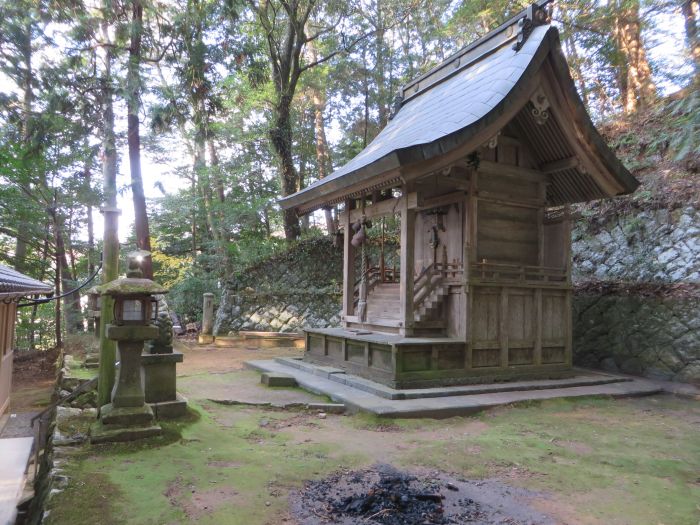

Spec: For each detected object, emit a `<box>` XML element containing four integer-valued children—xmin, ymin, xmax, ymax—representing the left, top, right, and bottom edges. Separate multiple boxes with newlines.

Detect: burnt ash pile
<box><xmin>292</xmin><ymin>466</ymin><xmax>554</xmax><ymax>525</ymax></box>
<box><xmin>328</xmin><ymin>470</ymin><xmax>479</xmax><ymax>524</ymax></box>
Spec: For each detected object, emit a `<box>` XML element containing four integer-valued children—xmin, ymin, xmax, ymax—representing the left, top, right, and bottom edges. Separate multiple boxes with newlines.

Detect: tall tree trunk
<box><xmin>97</xmin><ymin>10</ymin><xmax>120</xmax><ymax>408</ymax></box>
<box><xmin>362</xmin><ymin>46</ymin><xmax>370</xmax><ymax>148</ymax></box>
<box><xmin>127</xmin><ymin>0</ymin><xmax>152</xmax><ymax>277</ymax></box>
<box><xmin>307</xmin><ymin>38</ymin><xmax>335</xmax><ymax>234</ymax></box>
<box><xmin>560</xmin><ymin>6</ymin><xmax>590</xmax><ymax>108</ymax></box>
<box><xmin>613</xmin><ymin>1</ymin><xmax>655</xmax><ymax>113</ymax></box>
<box><xmin>191</xmin><ymin>174</ymin><xmax>197</xmax><ymax>257</ymax></box>
<box><xmin>682</xmin><ymin>0</ymin><xmax>700</xmax><ymax>83</ymax></box>
<box><xmin>54</xmin><ymin>247</ymin><xmax>61</xmax><ymax>349</ymax></box>
<box><xmin>54</xmin><ymin>214</ymin><xmax>81</xmax><ymax>333</ymax></box>
<box><xmin>14</xmin><ymin>18</ymin><xmax>34</xmax><ymax>273</ymax></box>
<box><xmin>270</xmin><ymin>95</ymin><xmax>302</xmax><ymax>240</ymax></box>
<box><xmin>375</xmin><ymin>0</ymin><xmax>388</xmax><ymax>128</ymax></box>
<box><xmin>86</xmin><ymin>165</ymin><xmax>96</xmax><ymax>333</ymax></box>
<box><xmin>29</xmin><ymin>221</ymin><xmax>51</xmax><ymax>350</ymax></box>
<box><xmin>209</xmin><ymin>140</ymin><xmax>225</xmax><ymax>204</ymax></box>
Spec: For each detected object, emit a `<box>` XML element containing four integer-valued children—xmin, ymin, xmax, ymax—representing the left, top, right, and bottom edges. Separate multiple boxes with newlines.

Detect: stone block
<box><xmin>261</xmin><ymin>373</ymin><xmax>297</xmax><ymax>387</ymax></box>
<box><xmin>90</xmin><ymin>422</ymin><xmax>162</xmax><ymax>444</ymax></box>
<box><xmin>100</xmin><ymin>403</ymin><xmax>155</xmax><ymax>427</ymax></box>
<box><xmin>197</xmin><ymin>334</ymin><xmax>215</xmax><ymax>344</ymax></box>
<box><xmin>150</xmin><ymin>394</ymin><xmax>188</xmax><ymax>419</ymax></box>
<box><xmin>141</xmin><ymin>351</ymin><xmax>183</xmax><ymax>403</ymax></box>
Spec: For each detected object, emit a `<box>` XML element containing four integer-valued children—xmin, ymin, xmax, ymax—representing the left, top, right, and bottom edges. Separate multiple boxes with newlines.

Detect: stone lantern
<box><xmin>84</xmin><ymin>286</ymin><xmax>102</xmax><ymax>368</ymax></box>
<box><xmin>91</xmin><ymin>250</ymin><xmax>167</xmax><ymax>443</ymax></box>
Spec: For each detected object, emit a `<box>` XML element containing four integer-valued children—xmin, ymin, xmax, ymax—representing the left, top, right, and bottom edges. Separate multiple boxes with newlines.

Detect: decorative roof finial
<box><xmin>513</xmin><ymin>3</ymin><xmax>552</xmax><ymax>51</ymax></box>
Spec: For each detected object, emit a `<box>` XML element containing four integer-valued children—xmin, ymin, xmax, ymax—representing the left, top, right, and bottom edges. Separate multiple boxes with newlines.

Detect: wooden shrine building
<box><xmin>279</xmin><ymin>2</ymin><xmax>639</xmax><ymax>388</ymax></box>
<box><xmin>0</xmin><ymin>265</ymin><xmax>53</xmax><ymax>418</ymax></box>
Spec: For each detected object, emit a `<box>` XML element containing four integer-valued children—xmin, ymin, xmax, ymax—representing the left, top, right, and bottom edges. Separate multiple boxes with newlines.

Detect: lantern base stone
<box><xmin>91</xmin><ymin>403</ymin><xmax>161</xmax><ymax>443</ymax></box>
<box><xmin>99</xmin><ymin>403</ymin><xmax>156</xmax><ymax>426</ymax></box>
<box><xmin>90</xmin><ymin>422</ymin><xmax>162</xmax><ymax>444</ymax></box>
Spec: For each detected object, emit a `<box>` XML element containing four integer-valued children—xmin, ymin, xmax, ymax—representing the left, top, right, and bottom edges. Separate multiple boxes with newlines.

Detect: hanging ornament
<box><xmin>351</xmin><ymin>224</ymin><xmax>366</xmax><ymax>247</ymax></box>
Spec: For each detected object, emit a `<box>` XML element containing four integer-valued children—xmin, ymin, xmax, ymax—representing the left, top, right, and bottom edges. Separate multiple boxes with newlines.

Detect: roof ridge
<box><xmin>395</xmin><ymin>1</ymin><xmax>553</xmax><ymax>111</ymax></box>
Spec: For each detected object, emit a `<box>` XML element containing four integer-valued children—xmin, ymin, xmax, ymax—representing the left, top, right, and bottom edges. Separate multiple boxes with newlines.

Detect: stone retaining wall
<box><xmin>573</xmin><ymin>287</ymin><xmax>699</xmax><ymax>384</ymax></box>
<box><xmin>572</xmin><ymin>205</ymin><xmax>699</xmax><ymax>284</ymax></box>
<box><xmin>214</xmin><ymin>238</ymin><xmax>344</xmax><ymax>335</ymax></box>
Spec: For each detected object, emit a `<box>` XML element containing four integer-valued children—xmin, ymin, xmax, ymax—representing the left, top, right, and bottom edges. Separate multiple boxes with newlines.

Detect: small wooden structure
<box><xmin>0</xmin><ymin>265</ymin><xmax>52</xmax><ymax>417</ymax></box>
<box><xmin>280</xmin><ymin>3</ymin><xmax>639</xmax><ymax>388</ymax></box>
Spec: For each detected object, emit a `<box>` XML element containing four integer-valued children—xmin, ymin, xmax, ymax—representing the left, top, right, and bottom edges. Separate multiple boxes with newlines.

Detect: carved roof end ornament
<box><xmin>530</xmin><ymin>87</ymin><xmax>551</xmax><ymax>126</ymax></box>
<box><xmin>513</xmin><ymin>3</ymin><xmax>552</xmax><ymax>52</ymax></box>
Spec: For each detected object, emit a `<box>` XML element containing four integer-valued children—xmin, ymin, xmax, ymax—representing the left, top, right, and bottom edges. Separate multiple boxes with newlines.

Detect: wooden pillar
<box><xmin>399</xmin><ymin>190</ymin><xmax>416</xmax><ymax>336</ymax></box>
<box><xmin>499</xmin><ymin>287</ymin><xmax>509</xmax><ymax>368</ymax></box>
<box><xmin>342</xmin><ymin>199</ymin><xmax>356</xmax><ymax>326</ymax></box>
<box><xmin>564</xmin><ymin>205</ymin><xmax>573</xmax><ymax>366</ymax></box>
<box><xmin>464</xmin><ymin>171</ymin><xmax>478</xmax><ymax>369</ymax></box>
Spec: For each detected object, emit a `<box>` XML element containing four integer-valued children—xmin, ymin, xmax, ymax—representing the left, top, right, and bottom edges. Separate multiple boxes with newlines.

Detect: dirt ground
<box><xmin>174</xmin><ymin>338</ymin><xmax>304</xmax><ymax>376</ymax></box>
<box><xmin>42</xmin><ymin>339</ymin><xmax>700</xmax><ymax>525</ymax></box>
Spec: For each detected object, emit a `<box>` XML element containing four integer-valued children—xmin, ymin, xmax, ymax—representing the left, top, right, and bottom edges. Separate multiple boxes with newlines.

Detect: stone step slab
<box><xmin>245</xmin><ymin>358</ymin><xmax>662</xmax><ymax>418</ymax></box>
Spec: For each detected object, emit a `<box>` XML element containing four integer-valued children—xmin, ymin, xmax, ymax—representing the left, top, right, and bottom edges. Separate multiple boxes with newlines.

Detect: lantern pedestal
<box><xmin>91</xmin><ymin>324</ymin><xmax>162</xmax><ymax>444</ymax></box>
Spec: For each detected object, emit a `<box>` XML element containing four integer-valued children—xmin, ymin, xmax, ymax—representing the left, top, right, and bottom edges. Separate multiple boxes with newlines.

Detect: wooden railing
<box><xmin>470</xmin><ymin>261</ymin><xmax>567</xmax><ymax>285</ymax></box>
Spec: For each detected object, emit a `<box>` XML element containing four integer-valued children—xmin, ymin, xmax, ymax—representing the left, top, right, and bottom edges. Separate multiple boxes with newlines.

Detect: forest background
<box><xmin>0</xmin><ymin>0</ymin><xmax>698</xmax><ymax>351</ymax></box>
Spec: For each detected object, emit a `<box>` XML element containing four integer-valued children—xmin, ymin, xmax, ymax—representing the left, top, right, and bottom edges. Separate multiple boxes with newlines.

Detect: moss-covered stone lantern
<box><xmin>91</xmin><ymin>250</ymin><xmax>168</xmax><ymax>443</ymax></box>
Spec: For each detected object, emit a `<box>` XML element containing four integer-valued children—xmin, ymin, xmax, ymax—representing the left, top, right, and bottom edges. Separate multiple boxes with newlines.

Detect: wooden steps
<box><xmin>415</xmin><ymin>284</ymin><xmax>449</xmax><ymax>322</ymax></box>
<box><xmin>366</xmin><ymin>283</ymin><xmax>401</xmax><ymax>320</ymax></box>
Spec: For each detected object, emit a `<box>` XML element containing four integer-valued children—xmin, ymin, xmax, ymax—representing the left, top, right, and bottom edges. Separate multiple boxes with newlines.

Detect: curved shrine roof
<box><xmin>280</xmin><ymin>8</ymin><xmax>638</xmax><ymax>213</ymax></box>
<box><xmin>0</xmin><ymin>264</ymin><xmax>53</xmax><ymax>300</ymax></box>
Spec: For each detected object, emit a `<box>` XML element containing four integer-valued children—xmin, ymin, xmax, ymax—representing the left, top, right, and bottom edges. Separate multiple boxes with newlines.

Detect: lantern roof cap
<box><xmin>99</xmin><ymin>277</ymin><xmax>168</xmax><ymax>297</ymax></box>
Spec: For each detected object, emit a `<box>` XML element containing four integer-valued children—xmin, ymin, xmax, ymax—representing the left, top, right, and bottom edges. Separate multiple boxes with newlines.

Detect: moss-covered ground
<box><xmin>44</xmin><ymin>387</ymin><xmax>700</xmax><ymax>525</ymax></box>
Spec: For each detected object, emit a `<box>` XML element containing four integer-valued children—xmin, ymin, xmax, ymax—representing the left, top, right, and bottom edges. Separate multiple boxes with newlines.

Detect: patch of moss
<box><xmin>398</xmin><ymin>396</ymin><xmax>700</xmax><ymax>525</ymax></box>
<box><xmin>45</xmin><ymin>470</ymin><xmax>125</xmax><ymax>525</ymax></box>
<box><xmin>45</xmin><ymin>395</ymin><xmax>700</xmax><ymax>525</ymax></box>
<box><xmin>66</xmin><ymin>366</ymin><xmax>97</xmax><ymax>380</ymax></box>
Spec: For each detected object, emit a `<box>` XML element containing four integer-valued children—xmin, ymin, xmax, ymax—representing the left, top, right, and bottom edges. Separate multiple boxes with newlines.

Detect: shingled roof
<box><xmin>0</xmin><ymin>264</ymin><xmax>53</xmax><ymax>300</ymax></box>
<box><xmin>280</xmin><ymin>2</ymin><xmax>638</xmax><ymax>213</ymax></box>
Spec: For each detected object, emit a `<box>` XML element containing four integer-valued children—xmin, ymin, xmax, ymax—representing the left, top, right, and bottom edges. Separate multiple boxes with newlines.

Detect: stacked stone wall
<box><xmin>570</xmin><ymin>204</ymin><xmax>699</xmax><ymax>384</ymax></box>
<box><xmin>213</xmin><ymin>238</ymin><xmax>343</xmax><ymax>335</ymax></box>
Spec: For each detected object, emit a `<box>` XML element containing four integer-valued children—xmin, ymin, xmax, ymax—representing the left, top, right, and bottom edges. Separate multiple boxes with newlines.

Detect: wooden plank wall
<box><xmin>467</xmin><ymin>138</ymin><xmax>572</xmax><ymax>372</ymax></box>
<box><xmin>0</xmin><ymin>302</ymin><xmax>17</xmax><ymax>416</ymax></box>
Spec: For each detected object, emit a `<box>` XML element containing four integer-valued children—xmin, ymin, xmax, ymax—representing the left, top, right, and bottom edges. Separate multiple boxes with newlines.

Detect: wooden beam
<box><xmin>540</xmin><ymin>156</ymin><xmax>580</xmax><ymax>174</ymax></box>
<box><xmin>417</xmin><ymin>191</ymin><xmax>467</xmax><ymax>211</ymax></box>
<box><xmin>341</xmin><ymin>192</ymin><xmax>418</xmax><ymax>223</ymax></box>
<box><xmin>476</xmin><ymin>191</ymin><xmax>544</xmax><ymax>209</ymax></box>
<box><xmin>477</xmin><ymin>160</ymin><xmax>550</xmax><ymax>184</ymax></box>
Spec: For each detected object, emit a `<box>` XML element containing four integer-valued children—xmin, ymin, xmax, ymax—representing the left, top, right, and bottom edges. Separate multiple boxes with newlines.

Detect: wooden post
<box><xmin>534</xmin><ymin>288</ymin><xmax>542</xmax><ymax>366</ymax></box>
<box><xmin>464</xmin><ymin>172</ymin><xmax>477</xmax><ymax>369</ymax></box>
<box><xmin>341</xmin><ymin>199</ymin><xmax>355</xmax><ymax>326</ymax></box>
<box><xmin>564</xmin><ymin>205</ymin><xmax>573</xmax><ymax>365</ymax></box>
<box><xmin>499</xmin><ymin>287</ymin><xmax>509</xmax><ymax>368</ymax></box>
<box><xmin>399</xmin><ymin>188</ymin><xmax>416</xmax><ymax>336</ymax></box>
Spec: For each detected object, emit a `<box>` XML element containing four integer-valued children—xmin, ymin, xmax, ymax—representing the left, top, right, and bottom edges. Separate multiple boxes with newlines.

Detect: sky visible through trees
<box><xmin>0</xmin><ymin>0</ymin><xmax>698</xmax><ymax>347</ymax></box>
